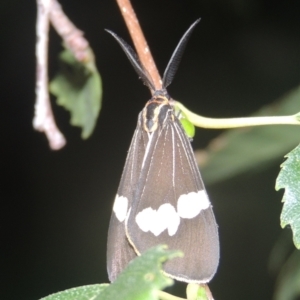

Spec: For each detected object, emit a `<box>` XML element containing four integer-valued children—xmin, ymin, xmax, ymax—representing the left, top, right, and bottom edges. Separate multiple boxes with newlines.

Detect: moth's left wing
<box><xmin>107</xmin><ymin>113</ymin><xmax>148</xmax><ymax>282</ymax></box>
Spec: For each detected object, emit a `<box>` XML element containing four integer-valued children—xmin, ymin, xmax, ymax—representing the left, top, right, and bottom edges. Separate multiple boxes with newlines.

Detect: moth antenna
<box><xmin>162</xmin><ymin>19</ymin><xmax>200</xmax><ymax>89</ymax></box>
<box><xmin>106</xmin><ymin>29</ymin><xmax>155</xmax><ymax>92</ymax></box>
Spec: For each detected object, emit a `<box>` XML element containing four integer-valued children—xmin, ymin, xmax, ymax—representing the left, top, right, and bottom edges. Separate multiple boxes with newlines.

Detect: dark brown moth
<box><xmin>106</xmin><ymin>19</ymin><xmax>219</xmax><ymax>283</ymax></box>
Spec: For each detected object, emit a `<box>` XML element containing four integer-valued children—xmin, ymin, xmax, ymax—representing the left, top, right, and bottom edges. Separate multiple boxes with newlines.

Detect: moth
<box><xmin>106</xmin><ymin>19</ymin><xmax>219</xmax><ymax>283</ymax></box>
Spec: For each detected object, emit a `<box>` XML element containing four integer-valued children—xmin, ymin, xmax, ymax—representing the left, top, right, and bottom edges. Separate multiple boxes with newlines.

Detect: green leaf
<box><xmin>39</xmin><ymin>284</ymin><xmax>109</xmax><ymax>300</ymax></box>
<box><xmin>276</xmin><ymin>145</ymin><xmax>300</xmax><ymax>249</ymax></box>
<box><xmin>198</xmin><ymin>85</ymin><xmax>300</xmax><ymax>185</ymax></box>
<box><xmin>180</xmin><ymin>118</ymin><xmax>195</xmax><ymax>139</ymax></box>
<box><xmin>174</xmin><ymin>103</ymin><xmax>195</xmax><ymax>138</ymax></box>
<box><xmin>97</xmin><ymin>245</ymin><xmax>181</xmax><ymax>300</ymax></box>
<box><xmin>50</xmin><ymin>48</ymin><xmax>102</xmax><ymax>139</ymax></box>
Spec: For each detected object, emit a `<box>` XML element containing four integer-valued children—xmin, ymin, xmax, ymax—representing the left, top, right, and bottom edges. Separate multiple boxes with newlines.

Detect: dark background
<box><xmin>2</xmin><ymin>0</ymin><xmax>300</xmax><ymax>299</ymax></box>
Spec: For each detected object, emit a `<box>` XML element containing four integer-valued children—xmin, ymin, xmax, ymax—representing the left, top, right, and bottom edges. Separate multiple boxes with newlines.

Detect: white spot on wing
<box><xmin>158</xmin><ymin>204</ymin><xmax>180</xmax><ymax>236</ymax></box>
<box><xmin>135</xmin><ymin>207</ymin><xmax>155</xmax><ymax>232</ymax></box>
<box><xmin>177</xmin><ymin>191</ymin><xmax>210</xmax><ymax>219</ymax></box>
<box><xmin>113</xmin><ymin>194</ymin><xmax>128</xmax><ymax>222</ymax></box>
<box><xmin>136</xmin><ymin>203</ymin><xmax>180</xmax><ymax>236</ymax></box>
<box><xmin>135</xmin><ymin>192</ymin><xmax>210</xmax><ymax>235</ymax></box>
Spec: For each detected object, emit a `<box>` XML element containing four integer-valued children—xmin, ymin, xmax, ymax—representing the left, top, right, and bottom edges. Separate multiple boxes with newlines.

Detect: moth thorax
<box><xmin>143</xmin><ymin>100</ymin><xmax>171</xmax><ymax>133</ymax></box>
<box><xmin>143</xmin><ymin>102</ymin><xmax>158</xmax><ymax>132</ymax></box>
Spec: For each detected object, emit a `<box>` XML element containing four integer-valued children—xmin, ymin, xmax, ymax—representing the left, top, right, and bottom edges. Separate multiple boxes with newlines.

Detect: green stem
<box><xmin>175</xmin><ymin>101</ymin><xmax>300</xmax><ymax>129</ymax></box>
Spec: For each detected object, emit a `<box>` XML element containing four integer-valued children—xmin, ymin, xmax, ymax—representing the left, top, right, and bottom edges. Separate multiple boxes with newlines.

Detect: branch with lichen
<box><xmin>34</xmin><ymin>0</ymin><xmax>93</xmax><ymax>150</ymax></box>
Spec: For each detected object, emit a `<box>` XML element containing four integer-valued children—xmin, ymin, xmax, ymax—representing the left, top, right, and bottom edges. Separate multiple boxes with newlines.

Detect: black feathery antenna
<box><xmin>106</xmin><ymin>19</ymin><xmax>200</xmax><ymax>93</ymax></box>
<box><xmin>162</xmin><ymin>19</ymin><xmax>200</xmax><ymax>89</ymax></box>
<box><xmin>105</xmin><ymin>30</ymin><xmax>155</xmax><ymax>91</ymax></box>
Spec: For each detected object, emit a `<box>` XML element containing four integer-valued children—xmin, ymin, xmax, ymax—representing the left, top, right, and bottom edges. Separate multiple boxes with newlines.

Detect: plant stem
<box><xmin>175</xmin><ymin>101</ymin><xmax>300</xmax><ymax>129</ymax></box>
<box><xmin>115</xmin><ymin>0</ymin><xmax>162</xmax><ymax>91</ymax></box>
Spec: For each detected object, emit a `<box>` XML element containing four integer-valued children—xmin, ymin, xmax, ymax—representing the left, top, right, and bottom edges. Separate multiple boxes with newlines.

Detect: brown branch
<box><xmin>115</xmin><ymin>0</ymin><xmax>162</xmax><ymax>91</ymax></box>
<box><xmin>34</xmin><ymin>0</ymin><xmax>94</xmax><ymax>150</ymax></box>
<box><xmin>34</xmin><ymin>0</ymin><xmax>66</xmax><ymax>150</ymax></box>
<box><xmin>49</xmin><ymin>0</ymin><xmax>90</xmax><ymax>62</ymax></box>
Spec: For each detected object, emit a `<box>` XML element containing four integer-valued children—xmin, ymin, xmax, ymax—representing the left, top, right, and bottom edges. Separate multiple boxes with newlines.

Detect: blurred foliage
<box><xmin>198</xmin><ymin>85</ymin><xmax>300</xmax><ymax>185</ymax></box>
<box><xmin>273</xmin><ymin>250</ymin><xmax>300</xmax><ymax>300</ymax></box>
<box><xmin>39</xmin><ymin>284</ymin><xmax>108</xmax><ymax>300</ymax></box>
<box><xmin>196</xmin><ymin>85</ymin><xmax>300</xmax><ymax>300</ymax></box>
<box><xmin>96</xmin><ymin>245</ymin><xmax>179</xmax><ymax>300</ymax></box>
<box><xmin>50</xmin><ymin>48</ymin><xmax>102</xmax><ymax>139</ymax></box>
<box><xmin>39</xmin><ymin>246</ymin><xmax>181</xmax><ymax>300</ymax></box>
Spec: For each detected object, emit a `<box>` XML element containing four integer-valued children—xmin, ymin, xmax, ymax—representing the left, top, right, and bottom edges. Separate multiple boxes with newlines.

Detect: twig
<box><xmin>34</xmin><ymin>0</ymin><xmax>93</xmax><ymax>149</ymax></box>
<box><xmin>49</xmin><ymin>0</ymin><xmax>90</xmax><ymax>62</ymax></box>
<box><xmin>34</xmin><ymin>0</ymin><xmax>66</xmax><ymax>150</ymax></box>
<box><xmin>175</xmin><ymin>101</ymin><xmax>300</xmax><ymax>129</ymax></box>
<box><xmin>115</xmin><ymin>0</ymin><xmax>162</xmax><ymax>91</ymax></box>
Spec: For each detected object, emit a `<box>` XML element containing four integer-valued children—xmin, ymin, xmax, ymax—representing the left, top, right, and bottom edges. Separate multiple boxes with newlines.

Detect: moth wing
<box><xmin>107</xmin><ymin>113</ymin><xmax>148</xmax><ymax>282</ymax></box>
<box><xmin>126</xmin><ymin>117</ymin><xmax>219</xmax><ymax>283</ymax></box>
